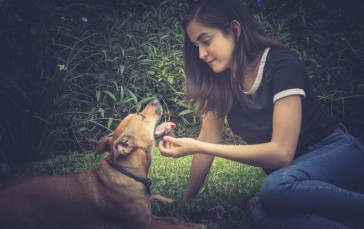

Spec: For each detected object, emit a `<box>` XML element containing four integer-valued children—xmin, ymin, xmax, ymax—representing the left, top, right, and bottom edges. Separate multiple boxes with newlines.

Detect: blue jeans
<box><xmin>250</xmin><ymin>127</ymin><xmax>364</xmax><ymax>229</ymax></box>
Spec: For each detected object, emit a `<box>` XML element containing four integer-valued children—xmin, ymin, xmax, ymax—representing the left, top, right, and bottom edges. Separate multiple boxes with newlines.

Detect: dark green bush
<box><xmin>49</xmin><ymin>0</ymin><xmax>192</xmax><ymax>152</ymax></box>
<box><xmin>0</xmin><ymin>0</ymin><xmax>363</xmax><ymax>164</ymax></box>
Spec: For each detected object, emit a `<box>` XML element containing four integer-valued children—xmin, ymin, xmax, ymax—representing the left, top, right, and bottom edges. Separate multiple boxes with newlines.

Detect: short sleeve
<box><xmin>271</xmin><ymin>51</ymin><xmax>306</xmax><ymax>102</ymax></box>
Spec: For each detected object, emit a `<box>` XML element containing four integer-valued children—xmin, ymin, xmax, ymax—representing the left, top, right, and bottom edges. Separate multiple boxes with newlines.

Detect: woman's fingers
<box><xmin>163</xmin><ymin>135</ymin><xmax>176</xmax><ymax>143</ymax></box>
<box><xmin>157</xmin><ymin>136</ymin><xmax>195</xmax><ymax>158</ymax></box>
<box><xmin>159</xmin><ymin>136</ymin><xmax>177</xmax><ymax>149</ymax></box>
<box><xmin>158</xmin><ymin>139</ymin><xmax>173</xmax><ymax>153</ymax></box>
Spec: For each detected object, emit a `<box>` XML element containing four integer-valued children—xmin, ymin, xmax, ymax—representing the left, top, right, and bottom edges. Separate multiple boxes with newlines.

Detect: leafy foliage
<box><xmin>0</xmin><ymin>0</ymin><xmax>363</xmax><ymax>164</ymax></box>
<box><xmin>49</xmin><ymin>0</ymin><xmax>194</xmax><ymax>153</ymax></box>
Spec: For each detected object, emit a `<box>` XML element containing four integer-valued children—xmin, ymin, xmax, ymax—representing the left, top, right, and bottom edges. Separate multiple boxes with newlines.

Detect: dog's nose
<box><xmin>147</xmin><ymin>99</ymin><xmax>162</xmax><ymax>115</ymax></box>
<box><xmin>150</xmin><ymin>99</ymin><xmax>160</xmax><ymax>105</ymax></box>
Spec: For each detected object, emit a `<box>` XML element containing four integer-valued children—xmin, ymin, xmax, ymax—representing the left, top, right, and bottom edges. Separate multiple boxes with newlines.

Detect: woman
<box><xmin>158</xmin><ymin>0</ymin><xmax>364</xmax><ymax>228</ymax></box>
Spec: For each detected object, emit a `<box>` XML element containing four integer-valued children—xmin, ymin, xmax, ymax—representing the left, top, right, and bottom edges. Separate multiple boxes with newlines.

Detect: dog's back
<box><xmin>0</xmin><ymin>160</ymin><xmax>156</xmax><ymax>229</ymax></box>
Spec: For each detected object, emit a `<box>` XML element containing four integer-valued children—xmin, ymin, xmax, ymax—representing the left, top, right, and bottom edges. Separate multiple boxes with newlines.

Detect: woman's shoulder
<box><xmin>268</xmin><ymin>46</ymin><xmax>299</xmax><ymax>60</ymax></box>
<box><xmin>266</xmin><ymin>46</ymin><xmax>303</xmax><ymax>69</ymax></box>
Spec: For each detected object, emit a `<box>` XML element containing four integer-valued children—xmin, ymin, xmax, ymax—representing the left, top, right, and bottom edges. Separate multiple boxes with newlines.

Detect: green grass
<box><xmin>3</xmin><ymin>149</ymin><xmax>266</xmax><ymax>229</ymax></box>
<box><xmin>150</xmin><ymin>151</ymin><xmax>265</xmax><ymax>228</ymax></box>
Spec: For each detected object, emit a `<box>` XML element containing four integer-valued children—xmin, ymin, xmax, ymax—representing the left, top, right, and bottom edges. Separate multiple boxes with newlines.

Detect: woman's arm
<box><xmin>182</xmin><ymin>112</ymin><xmax>224</xmax><ymax>200</ymax></box>
<box><xmin>159</xmin><ymin>95</ymin><xmax>302</xmax><ymax>169</ymax></box>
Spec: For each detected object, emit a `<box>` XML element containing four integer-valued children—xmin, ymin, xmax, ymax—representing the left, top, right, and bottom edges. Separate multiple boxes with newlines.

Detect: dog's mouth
<box><xmin>154</xmin><ymin>122</ymin><xmax>176</xmax><ymax>143</ymax></box>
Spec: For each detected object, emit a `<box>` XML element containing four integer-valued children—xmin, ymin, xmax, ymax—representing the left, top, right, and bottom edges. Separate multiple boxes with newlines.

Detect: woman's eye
<box><xmin>202</xmin><ymin>39</ymin><xmax>210</xmax><ymax>45</ymax></box>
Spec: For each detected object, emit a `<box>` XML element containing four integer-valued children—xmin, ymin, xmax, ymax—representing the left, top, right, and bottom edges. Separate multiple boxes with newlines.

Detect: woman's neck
<box><xmin>242</xmin><ymin>61</ymin><xmax>260</xmax><ymax>92</ymax></box>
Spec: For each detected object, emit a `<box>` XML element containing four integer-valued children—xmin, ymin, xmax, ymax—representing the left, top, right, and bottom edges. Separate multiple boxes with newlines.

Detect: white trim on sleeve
<box><xmin>273</xmin><ymin>88</ymin><xmax>306</xmax><ymax>102</ymax></box>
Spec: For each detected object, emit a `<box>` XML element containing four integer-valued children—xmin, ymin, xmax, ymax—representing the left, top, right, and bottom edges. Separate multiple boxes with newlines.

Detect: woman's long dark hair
<box><xmin>182</xmin><ymin>0</ymin><xmax>283</xmax><ymax>117</ymax></box>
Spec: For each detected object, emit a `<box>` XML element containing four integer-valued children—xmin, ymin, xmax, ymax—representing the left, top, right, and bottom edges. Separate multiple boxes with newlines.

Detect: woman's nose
<box><xmin>199</xmin><ymin>46</ymin><xmax>208</xmax><ymax>60</ymax></box>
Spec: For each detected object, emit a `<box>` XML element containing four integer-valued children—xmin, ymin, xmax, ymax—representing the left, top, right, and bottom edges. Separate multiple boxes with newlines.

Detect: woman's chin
<box><xmin>210</xmin><ymin>63</ymin><xmax>229</xmax><ymax>74</ymax></box>
<box><xmin>211</xmin><ymin>67</ymin><xmax>225</xmax><ymax>74</ymax></box>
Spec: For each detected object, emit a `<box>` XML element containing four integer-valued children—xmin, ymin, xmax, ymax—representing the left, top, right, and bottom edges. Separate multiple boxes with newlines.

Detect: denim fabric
<box><xmin>250</xmin><ymin>127</ymin><xmax>364</xmax><ymax>229</ymax></box>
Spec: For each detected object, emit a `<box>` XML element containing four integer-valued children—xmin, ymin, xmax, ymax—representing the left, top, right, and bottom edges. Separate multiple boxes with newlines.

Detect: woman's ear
<box><xmin>230</xmin><ymin>20</ymin><xmax>241</xmax><ymax>40</ymax></box>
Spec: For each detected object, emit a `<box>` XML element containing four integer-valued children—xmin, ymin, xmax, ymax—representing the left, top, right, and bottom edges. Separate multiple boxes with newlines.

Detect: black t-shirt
<box><xmin>227</xmin><ymin>47</ymin><xmax>338</xmax><ymax>158</ymax></box>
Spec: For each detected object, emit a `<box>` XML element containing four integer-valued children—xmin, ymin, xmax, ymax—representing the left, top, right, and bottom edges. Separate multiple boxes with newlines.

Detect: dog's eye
<box><xmin>120</xmin><ymin>141</ymin><xmax>129</xmax><ymax>147</ymax></box>
<box><xmin>139</xmin><ymin>114</ymin><xmax>146</xmax><ymax>121</ymax></box>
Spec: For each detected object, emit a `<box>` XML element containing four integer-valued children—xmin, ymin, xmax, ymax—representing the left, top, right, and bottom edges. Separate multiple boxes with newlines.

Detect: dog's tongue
<box><xmin>155</xmin><ymin>122</ymin><xmax>176</xmax><ymax>135</ymax></box>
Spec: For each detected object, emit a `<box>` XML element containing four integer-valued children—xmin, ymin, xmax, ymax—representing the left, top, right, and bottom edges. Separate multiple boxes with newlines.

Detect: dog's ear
<box><xmin>113</xmin><ymin>135</ymin><xmax>135</xmax><ymax>160</ymax></box>
<box><xmin>95</xmin><ymin>133</ymin><xmax>113</xmax><ymax>155</ymax></box>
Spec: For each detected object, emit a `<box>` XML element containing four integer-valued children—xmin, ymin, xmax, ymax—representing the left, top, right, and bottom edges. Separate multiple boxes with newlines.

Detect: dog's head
<box><xmin>95</xmin><ymin>99</ymin><xmax>174</xmax><ymax>164</ymax></box>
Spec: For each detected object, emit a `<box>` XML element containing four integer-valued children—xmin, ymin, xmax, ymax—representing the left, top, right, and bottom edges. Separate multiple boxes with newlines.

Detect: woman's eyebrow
<box><xmin>197</xmin><ymin>33</ymin><xmax>208</xmax><ymax>42</ymax></box>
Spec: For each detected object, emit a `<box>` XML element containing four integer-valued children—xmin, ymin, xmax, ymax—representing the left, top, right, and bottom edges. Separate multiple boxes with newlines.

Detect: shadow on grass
<box><xmin>1</xmin><ymin>150</ymin><xmax>265</xmax><ymax>229</ymax></box>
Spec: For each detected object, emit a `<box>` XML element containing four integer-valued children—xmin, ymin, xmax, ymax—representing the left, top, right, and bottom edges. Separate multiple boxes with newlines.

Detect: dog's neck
<box><xmin>105</xmin><ymin>149</ymin><xmax>153</xmax><ymax>195</ymax></box>
<box><xmin>108</xmin><ymin>161</ymin><xmax>152</xmax><ymax>195</ymax></box>
<box><xmin>109</xmin><ymin>148</ymin><xmax>151</xmax><ymax>178</ymax></box>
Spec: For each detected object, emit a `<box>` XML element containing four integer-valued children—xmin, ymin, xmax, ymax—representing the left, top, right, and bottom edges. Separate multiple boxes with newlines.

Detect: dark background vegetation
<box><xmin>1</xmin><ymin>0</ymin><xmax>363</xmax><ymax>165</ymax></box>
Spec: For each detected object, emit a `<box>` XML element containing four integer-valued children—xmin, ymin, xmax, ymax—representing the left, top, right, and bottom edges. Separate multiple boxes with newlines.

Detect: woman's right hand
<box><xmin>158</xmin><ymin>136</ymin><xmax>199</xmax><ymax>158</ymax></box>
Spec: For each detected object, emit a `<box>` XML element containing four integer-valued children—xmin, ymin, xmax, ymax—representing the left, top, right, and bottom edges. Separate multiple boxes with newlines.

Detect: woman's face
<box><xmin>187</xmin><ymin>20</ymin><xmax>236</xmax><ymax>73</ymax></box>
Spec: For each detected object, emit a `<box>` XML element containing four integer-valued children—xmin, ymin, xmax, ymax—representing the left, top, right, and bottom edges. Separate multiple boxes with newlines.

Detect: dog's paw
<box><xmin>150</xmin><ymin>194</ymin><xmax>174</xmax><ymax>203</ymax></box>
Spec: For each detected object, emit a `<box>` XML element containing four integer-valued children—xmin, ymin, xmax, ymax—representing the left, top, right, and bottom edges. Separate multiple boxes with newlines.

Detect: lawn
<box><xmin>4</xmin><ymin>149</ymin><xmax>266</xmax><ymax>229</ymax></box>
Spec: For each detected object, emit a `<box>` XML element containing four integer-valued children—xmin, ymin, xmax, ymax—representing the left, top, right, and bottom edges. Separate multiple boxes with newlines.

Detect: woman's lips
<box><xmin>207</xmin><ymin>59</ymin><xmax>215</xmax><ymax>66</ymax></box>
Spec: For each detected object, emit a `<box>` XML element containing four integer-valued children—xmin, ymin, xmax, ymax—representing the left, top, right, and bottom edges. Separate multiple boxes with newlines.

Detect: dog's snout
<box><xmin>149</xmin><ymin>99</ymin><xmax>160</xmax><ymax>106</ymax></box>
<box><xmin>147</xmin><ymin>99</ymin><xmax>162</xmax><ymax>115</ymax></box>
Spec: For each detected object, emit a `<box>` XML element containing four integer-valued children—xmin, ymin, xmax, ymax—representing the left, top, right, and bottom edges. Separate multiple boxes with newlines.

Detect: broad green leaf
<box><xmin>119</xmin><ymin>65</ymin><xmax>125</xmax><ymax>76</ymax></box>
<box><xmin>78</xmin><ymin>127</ymin><xmax>88</xmax><ymax>132</ymax></box>
<box><xmin>98</xmin><ymin>107</ymin><xmax>105</xmax><ymax>118</ymax></box>
<box><xmin>120</xmin><ymin>85</ymin><xmax>124</xmax><ymax>101</ymax></box>
<box><xmin>96</xmin><ymin>90</ymin><xmax>101</xmax><ymax>102</ymax></box>
<box><xmin>125</xmin><ymin>88</ymin><xmax>138</xmax><ymax>105</ymax></box>
<box><xmin>107</xmin><ymin>118</ymin><xmax>113</xmax><ymax>129</ymax></box>
<box><xmin>104</xmin><ymin>90</ymin><xmax>116</xmax><ymax>101</ymax></box>
<box><xmin>179</xmin><ymin>109</ymin><xmax>194</xmax><ymax>116</ymax></box>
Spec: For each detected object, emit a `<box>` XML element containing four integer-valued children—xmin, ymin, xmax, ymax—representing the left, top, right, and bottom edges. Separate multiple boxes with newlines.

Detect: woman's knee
<box><xmin>260</xmin><ymin>170</ymin><xmax>294</xmax><ymax>207</ymax></box>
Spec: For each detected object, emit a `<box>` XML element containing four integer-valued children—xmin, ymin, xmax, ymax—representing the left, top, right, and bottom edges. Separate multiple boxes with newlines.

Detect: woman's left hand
<box><xmin>158</xmin><ymin>136</ymin><xmax>198</xmax><ymax>158</ymax></box>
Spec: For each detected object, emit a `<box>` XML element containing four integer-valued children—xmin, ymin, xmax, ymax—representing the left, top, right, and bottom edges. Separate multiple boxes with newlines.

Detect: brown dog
<box><xmin>0</xmin><ymin>99</ymin><xmax>205</xmax><ymax>229</ymax></box>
